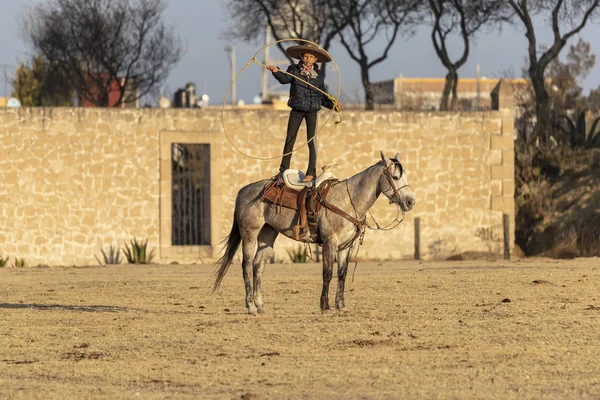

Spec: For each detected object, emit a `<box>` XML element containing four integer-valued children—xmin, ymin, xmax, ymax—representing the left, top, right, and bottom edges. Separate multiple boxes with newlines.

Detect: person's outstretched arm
<box><xmin>267</xmin><ymin>65</ymin><xmax>294</xmax><ymax>84</ymax></box>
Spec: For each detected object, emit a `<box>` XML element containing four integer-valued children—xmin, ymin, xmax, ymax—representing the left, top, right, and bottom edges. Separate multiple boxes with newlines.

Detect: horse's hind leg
<box><xmin>335</xmin><ymin>247</ymin><xmax>351</xmax><ymax>311</ymax></box>
<box><xmin>253</xmin><ymin>225</ymin><xmax>278</xmax><ymax>314</ymax></box>
<box><xmin>241</xmin><ymin>227</ymin><xmax>261</xmax><ymax>315</ymax></box>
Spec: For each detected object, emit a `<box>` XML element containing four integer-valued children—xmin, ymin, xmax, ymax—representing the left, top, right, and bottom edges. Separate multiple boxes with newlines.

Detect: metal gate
<box><xmin>171</xmin><ymin>143</ymin><xmax>211</xmax><ymax>245</ymax></box>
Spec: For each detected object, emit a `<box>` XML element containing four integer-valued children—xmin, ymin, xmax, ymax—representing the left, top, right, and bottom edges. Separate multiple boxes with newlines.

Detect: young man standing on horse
<box><xmin>266</xmin><ymin>43</ymin><xmax>341</xmax><ymax>183</ymax></box>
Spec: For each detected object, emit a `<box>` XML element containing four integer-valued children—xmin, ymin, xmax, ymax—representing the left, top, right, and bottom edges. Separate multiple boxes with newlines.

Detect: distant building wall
<box><xmin>79</xmin><ymin>77</ymin><xmax>139</xmax><ymax>108</ymax></box>
<box><xmin>0</xmin><ymin>92</ymin><xmax>515</xmax><ymax>266</ymax></box>
<box><xmin>372</xmin><ymin>74</ymin><xmax>527</xmax><ymax>111</ymax></box>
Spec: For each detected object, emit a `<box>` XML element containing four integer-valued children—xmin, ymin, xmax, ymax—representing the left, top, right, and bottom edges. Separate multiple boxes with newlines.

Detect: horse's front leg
<box><xmin>335</xmin><ymin>247</ymin><xmax>351</xmax><ymax>311</ymax></box>
<box><xmin>320</xmin><ymin>242</ymin><xmax>336</xmax><ymax>312</ymax></box>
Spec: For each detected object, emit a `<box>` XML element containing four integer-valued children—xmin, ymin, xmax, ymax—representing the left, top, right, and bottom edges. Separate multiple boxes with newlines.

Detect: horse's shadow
<box><xmin>0</xmin><ymin>303</ymin><xmax>138</xmax><ymax>313</ymax></box>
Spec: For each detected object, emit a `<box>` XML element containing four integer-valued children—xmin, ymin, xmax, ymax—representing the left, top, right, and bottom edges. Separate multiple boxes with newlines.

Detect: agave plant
<box><xmin>564</xmin><ymin>109</ymin><xmax>600</xmax><ymax>149</ymax></box>
<box><xmin>13</xmin><ymin>258</ymin><xmax>25</xmax><ymax>268</ymax></box>
<box><xmin>95</xmin><ymin>244</ymin><xmax>122</xmax><ymax>265</ymax></box>
<box><xmin>0</xmin><ymin>255</ymin><xmax>9</xmax><ymax>268</ymax></box>
<box><xmin>286</xmin><ymin>245</ymin><xmax>308</xmax><ymax>263</ymax></box>
<box><xmin>587</xmin><ymin>118</ymin><xmax>600</xmax><ymax>148</ymax></box>
<box><xmin>123</xmin><ymin>238</ymin><xmax>155</xmax><ymax>264</ymax></box>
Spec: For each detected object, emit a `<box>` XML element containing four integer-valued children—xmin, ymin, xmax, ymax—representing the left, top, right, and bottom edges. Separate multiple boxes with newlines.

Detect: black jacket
<box><xmin>272</xmin><ymin>62</ymin><xmax>334</xmax><ymax>113</ymax></box>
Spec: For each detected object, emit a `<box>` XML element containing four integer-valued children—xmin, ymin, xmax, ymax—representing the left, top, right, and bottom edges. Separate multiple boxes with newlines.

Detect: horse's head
<box><xmin>380</xmin><ymin>151</ymin><xmax>415</xmax><ymax>212</ymax></box>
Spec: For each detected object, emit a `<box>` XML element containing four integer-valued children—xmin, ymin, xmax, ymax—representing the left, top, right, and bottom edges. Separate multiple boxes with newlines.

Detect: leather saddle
<box><xmin>260</xmin><ymin>166</ymin><xmax>339</xmax><ymax>242</ymax></box>
<box><xmin>281</xmin><ymin>163</ymin><xmax>338</xmax><ymax>190</ymax></box>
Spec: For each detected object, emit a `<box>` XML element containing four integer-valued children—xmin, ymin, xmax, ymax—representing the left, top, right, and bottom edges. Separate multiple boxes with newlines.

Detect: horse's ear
<box><xmin>381</xmin><ymin>151</ymin><xmax>392</xmax><ymax>167</ymax></box>
<box><xmin>394</xmin><ymin>152</ymin><xmax>401</xmax><ymax>161</ymax></box>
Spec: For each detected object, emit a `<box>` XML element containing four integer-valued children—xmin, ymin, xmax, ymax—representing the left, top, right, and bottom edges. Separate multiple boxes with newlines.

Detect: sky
<box><xmin>2</xmin><ymin>0</ymin><xmax>600</xmax><ymax>105</ymax></box>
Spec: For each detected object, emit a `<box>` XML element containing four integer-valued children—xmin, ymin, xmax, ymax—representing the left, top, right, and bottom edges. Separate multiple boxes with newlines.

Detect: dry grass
<box><xmin>1</xmin><ymin>259</ymin><xmax>600</xmax><ymax>399</ymax></box>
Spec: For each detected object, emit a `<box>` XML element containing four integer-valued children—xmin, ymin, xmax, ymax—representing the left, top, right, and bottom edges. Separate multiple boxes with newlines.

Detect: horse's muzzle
<box><xmin>399</xmin><ymin>196</ymin><xmax>415</xmax><ymax>212</ymax></box>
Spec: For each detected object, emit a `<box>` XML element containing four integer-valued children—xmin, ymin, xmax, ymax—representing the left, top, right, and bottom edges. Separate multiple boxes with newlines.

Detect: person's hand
<box><xmin>266</xmin><ymin>65</ymin><xmax>279</xmax><ymax>72</ymax></box>
<box><xmin>334</xmin><ymin>101</ymin><xmax>342</xmax><ymax>112</ymax></box>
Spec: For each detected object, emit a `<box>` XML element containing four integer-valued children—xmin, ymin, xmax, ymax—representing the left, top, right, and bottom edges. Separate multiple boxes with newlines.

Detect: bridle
<box><xmin>382</xmin><ymin>159</ymin><xmax>410</xmax><ymax>206</ymax></box>
<box><xmin>344</xmin><ymin>159</ymin><xmax>410</xmax><ymax>235</ymax></box>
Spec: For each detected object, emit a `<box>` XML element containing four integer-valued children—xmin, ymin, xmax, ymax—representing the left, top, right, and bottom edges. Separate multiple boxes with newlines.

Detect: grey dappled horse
<box><xmin>213</xmin><ymin>152</ymin><xmax>415</xmax><ymax>314</ymax></box>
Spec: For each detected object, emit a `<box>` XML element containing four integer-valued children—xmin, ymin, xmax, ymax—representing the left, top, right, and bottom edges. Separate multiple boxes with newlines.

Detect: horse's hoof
<box><xmin>257</xmin><ymin>307</ymin><xmax>266</xmax><ymax>314</ymax></box>
<box><xmin>247</xmin><ymin>306</ymin><xmax>258</xmax><ymax>316</ymax></box>
<box><xmin>336</xmin><ymin>306</ymin><xmax>347</xmax><ymax>312</ymax></box>
<box><xmin>321</xmin><ymin>308</ymin><xmax>332</xmax><ymax>314</ymax></box>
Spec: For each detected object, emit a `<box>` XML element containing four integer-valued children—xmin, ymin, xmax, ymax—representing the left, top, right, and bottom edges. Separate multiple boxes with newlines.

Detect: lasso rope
<box><xmin>221</xmin><ymin>38</ymin><xmax>342</xmax><ymax>160</ymax></box>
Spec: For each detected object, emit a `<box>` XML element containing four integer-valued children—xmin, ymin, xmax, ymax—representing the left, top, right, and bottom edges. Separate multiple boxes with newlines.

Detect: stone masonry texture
<box><xmin>0</xmin><ymin>106</ymin><xmax>514</xmax><ymax>266</ymax></box>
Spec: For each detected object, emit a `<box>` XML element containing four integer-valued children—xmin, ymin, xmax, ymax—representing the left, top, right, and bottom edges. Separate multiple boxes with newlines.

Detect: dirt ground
<box><xmin>1</xmin><ymin>258</ymin><xmax>599</xmax><ymax>399</ymax></box>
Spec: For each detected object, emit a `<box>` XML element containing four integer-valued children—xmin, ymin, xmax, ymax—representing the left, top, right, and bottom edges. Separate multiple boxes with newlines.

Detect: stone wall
<box><xmin>0</xmin><ymin>98</ymin><xmax>514</xmax><ymax>266</ymax></box>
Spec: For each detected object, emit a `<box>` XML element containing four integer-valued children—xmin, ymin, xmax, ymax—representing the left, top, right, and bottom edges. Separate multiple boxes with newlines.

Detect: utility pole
<box><xmin>260</xmin><ymin>25</ymin><xmax>272</xmax><ymax>103</ymax></box>
<box><xmin>1</xmin><ymin>64</ymin><xmax>12</xmax><ymax>98</ymax></box>
<box><xmin>475</xmin><ymin>64</ymin><xmax>481</xmax><ymax>111</ymax></box>
<box><xmin>259</xmin><ymin>25</ymin><xmax>289</xmax><ymax>104</ymax></box>
<box><xmin>225</xmin><ymin>45</ymin><xmax>236</xmax><ymax>105</ymax></box>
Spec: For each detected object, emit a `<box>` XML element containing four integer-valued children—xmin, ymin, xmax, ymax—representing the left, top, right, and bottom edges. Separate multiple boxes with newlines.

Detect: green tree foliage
<box><xmin>587</xmin><ymin>86</ymin><xmax>600</xmax><ymax>110</ymax></box>
<box><xmin>11</xmin><ymin>55</ymin><xmax>73</xmax><ymax>107</ymax></box>
<box><xmin>547</xmin><ymin>38</ymin><xmax>595</xmax><ymax>112</ymax></box>
<box><xmin>516</xmin><ymin>39</ymin><xmax>597</xmax><ymax>144</ymax></box>
<box><xmin>544</xmin><ymin>39</ymin><xmax>600</xmax><ymax>149</ymax></box>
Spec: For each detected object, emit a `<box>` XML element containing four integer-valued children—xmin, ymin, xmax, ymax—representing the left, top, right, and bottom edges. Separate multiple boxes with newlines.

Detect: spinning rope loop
<box><xmin>221</xmin><ymin>38</ymin><xmax>342</xmax><ymax>160</ymax></box>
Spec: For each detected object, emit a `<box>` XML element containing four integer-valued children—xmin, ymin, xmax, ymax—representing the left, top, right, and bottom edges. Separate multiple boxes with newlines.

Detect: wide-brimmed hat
<box><xmin>285</xmin><ymin>43</ymin><xmax>332</xmax><ymax>63</ymax></box>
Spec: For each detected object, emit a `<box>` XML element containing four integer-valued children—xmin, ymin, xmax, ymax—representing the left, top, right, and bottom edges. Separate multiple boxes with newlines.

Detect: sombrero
<box><xmin>285</xmin><ymin>43</ymin><xmax>332</xmax><ymax>63</ymax></box>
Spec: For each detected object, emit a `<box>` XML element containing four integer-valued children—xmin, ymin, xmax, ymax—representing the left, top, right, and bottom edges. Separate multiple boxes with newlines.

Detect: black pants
<box><xmin>279</xmin><ymin>110</ymin><xmax>317</xmax><ymax>176</ymax></box>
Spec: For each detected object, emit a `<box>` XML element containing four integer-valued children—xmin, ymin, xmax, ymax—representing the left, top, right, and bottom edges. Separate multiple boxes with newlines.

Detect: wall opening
<box><xmin>171</xmin><ymin>143</ymin><xmax>211</xmax><ymax>245</ymax></box>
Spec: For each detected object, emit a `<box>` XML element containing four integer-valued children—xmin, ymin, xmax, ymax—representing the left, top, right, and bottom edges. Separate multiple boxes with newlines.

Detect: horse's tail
<box><xmin>212</xmin><ymin>211</ymin><xmax>242</xmax><ymax>292</ymax></box>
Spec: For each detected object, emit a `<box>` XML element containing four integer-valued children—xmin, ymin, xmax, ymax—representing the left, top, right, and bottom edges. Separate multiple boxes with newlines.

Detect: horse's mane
<box><xmin>335</xmin><ymin>160</ymin><xmax>384</xmax><ymax>186</ymax></box>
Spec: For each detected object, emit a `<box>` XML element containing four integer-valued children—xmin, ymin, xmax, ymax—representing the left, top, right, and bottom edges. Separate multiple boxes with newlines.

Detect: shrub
<box><xmin>13</xmin><ymin>258</ymin><xmax>25</xmax><ymax>268</ymax></box>
<box><xmin>123</xmin><ymin>238</ymin><xmax>155</xmax><ymax>264</ymax></box>
<box><xmin>0</xmin><ymin>255</ymin><xmax>8</xmax><ymax>268</ymax></box>
<box><xmin>428</xmin><ymin>239</ymin><xmax>444</xmax><ymax>260</ymax></box>
<box><xmin>95</xmin><ymin>244</ymin><xmax>122</xmax><ymax>265</ymax></box>
<box><xmin>287</xmin><ymin>245</ymin><xmax>308</xmax><ymax>263</ymax></box>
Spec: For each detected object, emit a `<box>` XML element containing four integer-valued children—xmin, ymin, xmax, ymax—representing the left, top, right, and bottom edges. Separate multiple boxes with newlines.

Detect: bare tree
<box><xmin>226</xmin><ymin>0</ymin><xmax>346</xmax><ymax>65</ymax></box>
<box><xmin>426</xmin><ymin>0</ymin><xmax>507</xmax><ymax>110</ymax></box>
<box><xmin>23</xmin><ymin>0</ymin><xmax>183</xmax><ymax>107</ymax></box>
<box><xmin>508</xmin><ymin>0</ymin><xmax>600</xmax><ymax>144</ymax></box>
<box><xmin>328</xmin><ymin>0</ymin><xmax>421</xmax><ymax>110</ymax></box>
